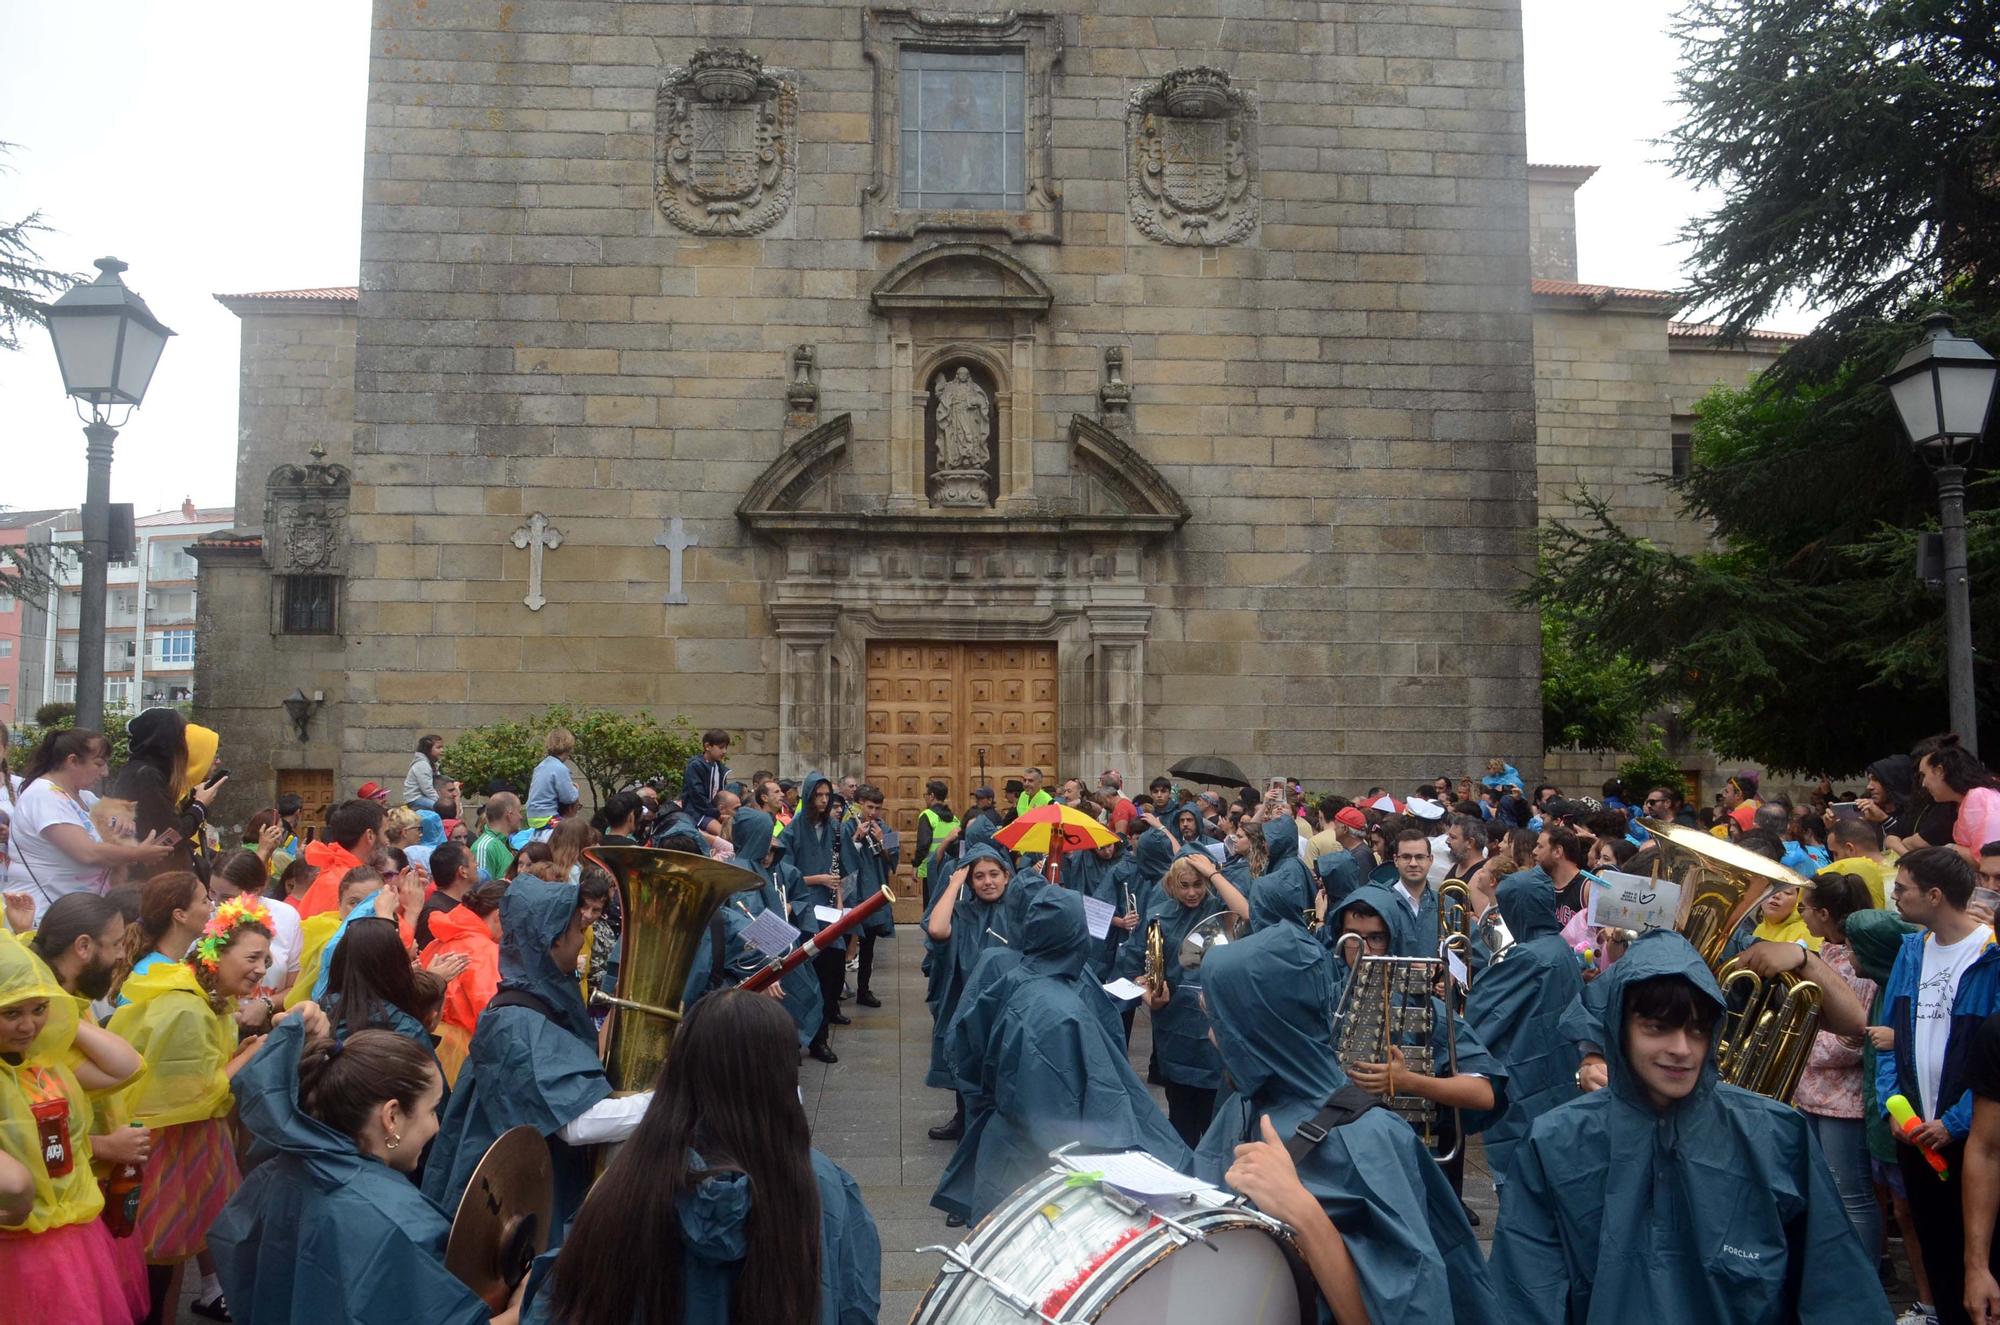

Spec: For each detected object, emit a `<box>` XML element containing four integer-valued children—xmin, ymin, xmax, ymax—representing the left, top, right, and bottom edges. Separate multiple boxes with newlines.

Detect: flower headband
<box><xmin>194</xmin><ymin>897</ymin><xmax>273</xmax><ymax>972</ymax></box>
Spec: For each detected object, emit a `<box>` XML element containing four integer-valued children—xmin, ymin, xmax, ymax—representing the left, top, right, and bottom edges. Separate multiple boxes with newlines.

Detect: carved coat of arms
<box><xmin>283</xmin><ymin>510</ymin><xmax>338</xmax><ymax>572</ymax></box>
<box><xmin>657</xmin><ymin>48</ymin><xmax>798</xmax><ymax>236</ymax></box>
<box><xmin>1128</xmin><ymin>68</ymin><xmax>1258</xmax><ymax>246</ymax></box>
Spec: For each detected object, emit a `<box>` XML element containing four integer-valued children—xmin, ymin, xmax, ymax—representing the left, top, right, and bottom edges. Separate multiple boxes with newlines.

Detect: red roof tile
<box><xmin>1531</xmin><ymin>278</ymin><xmax>1679</xmax><ymax>303</ymax></box>
<box><xmin>1668</xmin><ymin>320</ymin><xmax>1808</xmax><ymax>345</ymax></box>
<box><xmin>213</xmin><ymin>287</ymin><xmax>358</xmax><ymax>315</ymax></box>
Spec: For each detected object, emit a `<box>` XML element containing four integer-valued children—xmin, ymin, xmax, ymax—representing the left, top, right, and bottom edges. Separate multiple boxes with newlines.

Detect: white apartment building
<box><xmin>37</xmin><ymin>500</ymin><xmax>234</xmax><ymax>712</ymax></box>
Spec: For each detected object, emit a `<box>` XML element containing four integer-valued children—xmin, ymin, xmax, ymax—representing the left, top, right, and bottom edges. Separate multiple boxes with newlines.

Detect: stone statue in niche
<box><xmin>656</xmin><ymin>48</ymin><xmax>798</xmax><ymax>236</ymax></box>
<box><xmin>928</xmin><ymin>366</ymin><xmax>997</xmax><ymax>508</ymax></box>
<box><xmin>1127</xmin><ymin>67</ymin><xmax>1259</xmax><ymax>246</ymax></box>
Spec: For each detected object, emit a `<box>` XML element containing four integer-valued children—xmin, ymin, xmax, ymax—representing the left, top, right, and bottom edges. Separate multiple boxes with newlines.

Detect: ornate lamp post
<box><xmin>42</xmin><ymin>257</ymin><xmax>173</xmax><ymax>732</ymax></box>
<box><xmin>1884</xmin><ymin>313</ymin><xmax>1999</xmax><ymax>753</ymax></box>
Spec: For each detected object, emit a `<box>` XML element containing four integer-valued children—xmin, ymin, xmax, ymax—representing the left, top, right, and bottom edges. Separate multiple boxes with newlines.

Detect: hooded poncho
<box><xmin>1113</xmin><ymin>863</ymin><xmax>1227</xmax><ymax>1089</ymax></box>
<box><xmin>1248</xmin><ymin>816</ymin><xmax>1317</xmax><ymax>933</ymax></box>
<box><xmin>0</xmin><ymin>933</ymin><xmax>106</xmax><ymax>1232</ymax></box>
<box><xmin>1462</xmin><ymin>870</ymin><xmax>1584</xmax><ymax>1185</ymax></box>
<box><xmin>1059</xmin><ymin>841</ymin><xmax>1139</xmax><ymax>978</ymax></box>
<box><xmin>924</xmin><ymin>844</ymin><xmax>1021</xmax><ymax>1090</ymax></box>
<box><xmin>105</xmin><ymin>957</ymin><xmax>236</xmax><ymax>1129</ymax></box>
<box><xmin>1194</xmin><ymin>925</ymin><xmax>1501</xmax><ymax>1325</ymax></box>
<box><xmin>1488</xmin><ymin>932</ymin><xmax>1891</xmax><ymax>1325</ymax></box>
<box><xmin>209</xmin><ymin>1019</ymin><xmax>490</xmax><ymax>1325</ymax></box>
<box><xmin>421</xmin><ymin>878</ymin><xmax>609</xmax><ymax>1234</ymax></box>
<box><xmin>957</xmin><ymin>888</ymin><xmax>1188</xmax><ymax>1220</ymax></box>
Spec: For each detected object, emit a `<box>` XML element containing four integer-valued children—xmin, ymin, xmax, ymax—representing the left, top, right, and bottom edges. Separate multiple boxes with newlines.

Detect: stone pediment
<box><xmin>869</xmin><ymin>242</ymin><xmax>1054</xmax><ymax>316</ymax></box>
<box><xmin>737</xmin><ymin>412</ymin><xmax>1187</xmax><ymax>537</ymax></box>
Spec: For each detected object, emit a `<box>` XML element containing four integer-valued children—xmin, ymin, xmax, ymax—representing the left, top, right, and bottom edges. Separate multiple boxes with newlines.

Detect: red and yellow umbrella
<box><xmin>993</xmin><ymin>803</ymin><xmax>1120</xmax><ymax>855</ymax></box>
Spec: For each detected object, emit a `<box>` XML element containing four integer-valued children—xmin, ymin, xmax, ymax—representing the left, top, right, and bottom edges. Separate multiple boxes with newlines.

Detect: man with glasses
<box><xmin>1389</xmin><ymin>827</ymin><xmax>1443</xmax><ymax>951</ymax></box>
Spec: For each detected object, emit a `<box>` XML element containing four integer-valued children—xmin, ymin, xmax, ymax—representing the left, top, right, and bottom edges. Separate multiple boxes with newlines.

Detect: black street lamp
<box><xmin>42</xmin><ymin>257</ymin><xmax>174</xmax><ymax>733</ymax></box>
<box><xmin>1884</xmin><ymin>312</ymin><xmax>2000</xmax><ymax>753</ymax></box>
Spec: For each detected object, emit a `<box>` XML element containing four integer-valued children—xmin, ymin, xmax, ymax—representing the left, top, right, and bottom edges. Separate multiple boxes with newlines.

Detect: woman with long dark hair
<box><xmin>1917</xmin><ymin>734</ymin><xmax>2000</xmax><ymax>863</ymax></box>
<box><xmin>210</xmin><ymin>1010</ymin><xmax>519</xmax><ymax>1324</ymax></box>
<box><xmin>544</xmin><ymin>989</ymin><xmax>879</xmax><ymax>1325</ymax></box>
<box><xmin>326</xmin><ymin>918</ymin><xmax>439</xmax><ymax>1062</ymax></box>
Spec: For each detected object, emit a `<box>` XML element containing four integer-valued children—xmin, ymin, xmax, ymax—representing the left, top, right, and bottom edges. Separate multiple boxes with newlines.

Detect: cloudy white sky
<box><xmin>0</xmin><ymin>0</ymin><xmax>1807</xmax><ymax>515</ymax></box>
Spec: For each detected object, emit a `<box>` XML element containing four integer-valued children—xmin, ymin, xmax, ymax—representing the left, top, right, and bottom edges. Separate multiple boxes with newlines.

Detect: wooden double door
<box><xmin>864</xmin><ymin>641</ymin><xmax>1059</xmax><ymax>892</ymax></box>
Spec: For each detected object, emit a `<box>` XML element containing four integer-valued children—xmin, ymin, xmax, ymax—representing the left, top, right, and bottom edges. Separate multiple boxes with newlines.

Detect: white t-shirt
<box><xmin>8</xmin><ymin>780</ymin><xmax>108</xmax><ymax>920</ymax></box>
<box><xmin>262</xmin><ymin>895</ymin><xmax>305</xmax><ymax>988</ymax></box>
<box><xmin>1914</xmin><ymin>923</ymin><xmax>1993</xmax><ymax>1116</ymax></box>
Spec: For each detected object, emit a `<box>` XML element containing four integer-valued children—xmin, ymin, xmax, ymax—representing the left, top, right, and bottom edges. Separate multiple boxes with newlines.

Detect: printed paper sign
<box><xmin>813</xmin><ymin>905</ymin><xmax>845</xmax><ymax>925</ymax></box>
<box><xmin>1102</xmin><ymin>977</ymin><xmax>1147</xmax><ymax>1002</ymax></box>
<box><xmin>1585</xmin><ymin>870</ymin><xmax>1683</xmax><ymax>933</ymax></box>
<box><xmin>741</xmin><ymin>909</ymin><xmax>800</xmax><ymax>960</ymax></box>
<box><xmin>1444</xmin><ymin>946</ymin><xmax>1468</xmax><ymax>989</ymax></box>
<box><xmin>1079</xmin><ymin>894</ymin><xmax>1116</xmax><ymax>941</ymax></box>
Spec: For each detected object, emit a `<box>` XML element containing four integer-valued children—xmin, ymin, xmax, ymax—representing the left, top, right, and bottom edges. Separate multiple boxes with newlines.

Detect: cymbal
<box><xmin>445</xmin><ymin>1125</ymin><xmax>554</xmax><ymax>1311</ymax></box>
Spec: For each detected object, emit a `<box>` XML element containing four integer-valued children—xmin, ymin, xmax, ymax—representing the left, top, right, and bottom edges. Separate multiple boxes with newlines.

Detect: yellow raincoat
<box><xmin>283</xmin><ymin>912</ymin><xmax>342</xmax><ymax>1010</ymax></box>
<box><xmin>105</xmin><ymin>960</ymin><xmax>234</xmax><ymax>1129</ymax></box>
<box><xmin>0</xmin><ymin>933</ymin><xmax>103</xmax><ymax>1232</ymax></box>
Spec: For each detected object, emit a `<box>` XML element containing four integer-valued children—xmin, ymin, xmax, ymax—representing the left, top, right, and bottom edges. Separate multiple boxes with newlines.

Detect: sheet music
<box><xmin>1079</xmin><ymin>894</ymin><xmax>1115</xmax><ymax>940</ymax></box>
<box><xmin>1070</xmin><ymin>1151</ymin><xmax>1221</xmax><ymax>1199</ymax></box>
<box><xmin>1101</xmin><ymin>977</ymin><xmax>1146</xmax><ymax>1002</ymax></box>
<box><xmin>741</xmin><ymin>909</ymin><xmax>800</xmax><ymax>960</ymax></box>
<box><xmin>814</xmin><ymin>905</ymin><xmax>845</xmax><ymax>924</ymax></box>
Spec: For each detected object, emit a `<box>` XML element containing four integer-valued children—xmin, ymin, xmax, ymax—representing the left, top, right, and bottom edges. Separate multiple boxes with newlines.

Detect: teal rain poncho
<box><xmin>211</xmin><ymin>1019</ymin><xmax>489</xmax><ymax>1325</ymax></box>
<box><xmin>1488</xmin><ymin>932</ymin><xmax>1892</xmax><ymax>1325</ymax></box>
<box><xmin>962</xmin><ymin>888</ymin><xmax>1189</xmax><ymax>1220</ymax></box>
<box><xmin>1461</xmin><ymin>870</ymin><xmax>1583</xmax><ymax>1186</ymax></box>
<box><xmin>421</xmin><ymin>878</ymin><xmax>609</xmax><ymax>1236</ymax></box>
<box><xmin>1248</xmin><ymin>816</ymin><xmax>1317</xmax><ymax>933</ymax></box>
<box><xmin>1114</xmin><ymin>866</ymin><xmax>1227</xmax><ymax>1088</ymax></box>
<box><xmin>521</xmin><ymin>1147</ymin><xmax>881</xmax><ymax>1325</ymax></box>
<box><xmin>840</xmin><ymin>814</ymin><xmax>899</xmax><ymax>938</ymax></box>
<box><xmin>1061</xmin><ymin>842</ymin><xmax>1139</xmax><ymax>979</ymax></box>
<box><xmin>925</xmin><ymin>844</ymin><xmax>1021</xmax><ymax>1089</ymax></box>
<box><xmin>726</xmin><ymin>807</ymin><xmax>789</xmax><ymax>918</ymax></box>
<box><xmin>1193</xmin><ymin>925</ymin><xmax>1501</xmax><ymax>1325</ymax></box>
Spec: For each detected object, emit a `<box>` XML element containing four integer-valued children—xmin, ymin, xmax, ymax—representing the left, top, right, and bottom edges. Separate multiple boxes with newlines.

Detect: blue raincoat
<box><xmin>1248</xmin><ymin>817</ymin><xmax>1317</xmax><ymax>933</ymax></box>
<box><xmin>211</xmin><ymin>1019</ymin><xmax>489</xmax><ymax>1325</ymax></box>
<box><xmin>1114</xmin><ymin>868</ymin><xmax>1227</xmax><ymax>1089</ymax></box>
<box><xmin>1061</xmin><ymin>842</ymin><xmax>1139</xmax><ymax>979</ymax></box>
<box><xmin>925</xmin><ymin>844</ymin><xmax>1022</xmax><ymax>1089</ymax></box>
<box><xmin>960</xmin><ymin>888</ymin><xmax>1189</xmax><ymax>1219</ymax></box>
<box><xmin>785</xmin><ymin>773</ymin><xmax>852</xmax><ymax>955</ymax></box>
<box><xmin>921</xmin><ymin>820</ymin><xmax>1008</xmax><ymax>1017</ymax></box>
<box><xmin>1488</xmin><ymin>933</ymin><xmax>1891</xmax><ymax>1324</ymax></box>
<box><xmin>1315</xmin><ymin>841</ymin><xmax>1365</xmax><ymax>907</ymax></box>
<box><xmin>1193</xmin><ymin>926</ymin><xmax>1501</xmax><ymax>1325</ymax></box>
<box><xmin>421</xmin><ymin>878</ymin><xmax>609</xmax><ymax>1236</ymax></box>
<box><xmin>840</xmin><ymin>814</ymin><xmax>900</xmax><ymax>939</ymax></box>
<box><xmin>730</xmin><ymin>807</ymin><xmax>821</xmax><ymax>1046</ymax></box>
<box><xmin>523</xmin><ymin>1147</ymin><xmax>881</xmax><ymax>1325</ymax></box>
<box><xmin>1462</xmin><ymin>870</ymin><xmax>1584</xmax><ymax>1186</ymax></box>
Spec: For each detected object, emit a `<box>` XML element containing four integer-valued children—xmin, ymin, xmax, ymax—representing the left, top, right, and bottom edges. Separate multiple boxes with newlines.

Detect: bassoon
<box><xmin>740</xmin><ymin>885</ymin><xmax>896</xmax><ymax>991</ymax></box>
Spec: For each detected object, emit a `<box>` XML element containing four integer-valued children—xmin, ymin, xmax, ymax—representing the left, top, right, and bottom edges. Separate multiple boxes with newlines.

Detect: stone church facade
<box><xmin>194</xmin><ymin>2</ymin><xmax>1788</xmax><ymax>827</ymax></box>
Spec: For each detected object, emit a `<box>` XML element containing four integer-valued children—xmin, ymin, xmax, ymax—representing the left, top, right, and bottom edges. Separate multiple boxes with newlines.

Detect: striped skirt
<box><xmin>132</xmin><ymin>1117</ymin><xmax>240</xmax><ymax>1264</ymax></box>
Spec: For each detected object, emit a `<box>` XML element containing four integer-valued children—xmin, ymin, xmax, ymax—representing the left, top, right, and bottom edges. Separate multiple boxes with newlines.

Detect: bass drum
<box><xmin>911</xmin><ymin>1163</ymin><xmax>1306</xmax><ymax>1324</ymax></box>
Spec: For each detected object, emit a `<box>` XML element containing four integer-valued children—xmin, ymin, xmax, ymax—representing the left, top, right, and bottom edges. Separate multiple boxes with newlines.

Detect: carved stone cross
<box><xmin>510</xmin><ymin>513</ymin><xmax>563</xmax><ymax>612</ymax></box>
<box><xmin>655</xmin><ymin>516</ymin><xmax>698</xmax><ymax>605</ymax></box>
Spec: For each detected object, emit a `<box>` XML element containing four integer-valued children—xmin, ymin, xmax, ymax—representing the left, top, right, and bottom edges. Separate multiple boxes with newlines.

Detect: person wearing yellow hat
<box><xmin>112</xmin><ymin>708</ymin><xmax>228</xmax><ymax>880</ymax></box>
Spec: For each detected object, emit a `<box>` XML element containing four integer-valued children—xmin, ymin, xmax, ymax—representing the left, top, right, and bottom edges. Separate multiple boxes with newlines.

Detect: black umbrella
<box><xmin>1167</xmin><ymin>756</ymin><xmax>1255</xmax><ymax>791</ymax></box>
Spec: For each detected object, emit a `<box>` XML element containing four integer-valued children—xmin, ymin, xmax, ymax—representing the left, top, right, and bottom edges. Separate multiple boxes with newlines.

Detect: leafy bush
<box><xmin>442</xmin><ymin>705</ymin><xmax>701</xmax><ymax>809</ymax></box>
<box><xmin>6</xmin><ymin>704</ymin><xmax>135</xmax><ymax>773</ymax></box>
<box><xmin>1618</xmin><ymin>734</ymin><xmax>1690</xmax><ymax>805</ymax></box>
<box><xmin>33</xmin><ymin>702</ymin><xmax>75</xmax><ymax>727</ymax></box>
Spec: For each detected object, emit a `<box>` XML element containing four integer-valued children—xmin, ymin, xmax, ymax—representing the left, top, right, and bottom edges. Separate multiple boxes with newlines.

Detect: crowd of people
<box><xmin>4</xmin><ymin>709</ymin><xmax>2000</xmax><ymax>1323</ymax></box>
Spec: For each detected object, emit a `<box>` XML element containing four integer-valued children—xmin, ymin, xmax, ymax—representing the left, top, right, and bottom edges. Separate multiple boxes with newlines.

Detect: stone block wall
<box><xmin>225</xmin><ymin>308</ymin><xmax>358</xmax><ymax>529</ymax></box>
<box><xmin>327</xmin><ymin>0</ymin><xmax>1545</xmax><ymax>792</ymax></box>
<box><xmin>1531</xmin><ymin>303</ymin><xmax>1681</xmax><ymax>547</ymax></box>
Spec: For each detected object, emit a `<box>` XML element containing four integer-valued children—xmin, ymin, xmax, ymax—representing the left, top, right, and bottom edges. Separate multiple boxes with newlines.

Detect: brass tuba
<box><xmin>1640</xmin><ymin>818</ymin><xmax>1823</xmax><ymax>1103</ymax></box>
<box><xmin>583</xmin><ymin>845</ymin><xmax>765</xmax><ymax>1093</ymax></box>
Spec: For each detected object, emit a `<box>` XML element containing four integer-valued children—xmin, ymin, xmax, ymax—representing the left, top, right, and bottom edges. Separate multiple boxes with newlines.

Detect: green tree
<box><xmin>442</xmin><ymin>706</ymin><xmax>701</xmax><ymax>810</ymax></box>
<box><xmin>6</xmin><ymin>704</ymin><xmax>135</xmax><ymax>773</ymax></box>
<box><xmin>0</xmin><ymin>142</ymin><xmax>78</xmax><ymax>352</ymax></box>
<box><xmin>1539</xmin><ymin>604</ymin><xmax>1653</xmax><ymax>752</ymax></box>
<box><xmin>1669</xmin><ymin>0</ymin><xmax>1999</xmax><ymax>357</ymax></box>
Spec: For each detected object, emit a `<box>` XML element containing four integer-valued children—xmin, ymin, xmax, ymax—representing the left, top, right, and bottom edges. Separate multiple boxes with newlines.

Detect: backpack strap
<box><xmin>484</xmin><ymin>988</ymin><xmax>560</xmax><ymax>1022</ymax></box>
<box><xmin>1284</xmin><ymin>1085</ymin><xmax>1385</xmax><ymax>1162</ymax></box>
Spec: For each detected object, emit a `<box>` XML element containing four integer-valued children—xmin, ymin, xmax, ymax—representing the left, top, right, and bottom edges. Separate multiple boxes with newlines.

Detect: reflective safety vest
<box><xmin>917</xmin><ymin>806</ymin><xmax>960</xmax><ymax>880</ymax></box>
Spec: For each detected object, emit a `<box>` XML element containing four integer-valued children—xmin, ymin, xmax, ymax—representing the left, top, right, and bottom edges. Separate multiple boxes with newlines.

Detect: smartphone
<box><xmin>1829</xmin><ymin>802</ymin><xmax>1862</xmax><ymax>821</ymax></box>
<box><xmin>204</xmin><ymin>767</ymin><xmax>229</xmax><ymax>787</ymax></box>
<box><xmin>156</xmin><ymin>828</ymin><xmax>182</xmax><ymax>849</ymax></box>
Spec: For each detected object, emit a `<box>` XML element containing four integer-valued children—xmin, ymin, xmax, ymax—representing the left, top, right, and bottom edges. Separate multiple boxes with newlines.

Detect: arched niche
<box><xmin>870</xmin><ymin>243</ymin><xmax>1050</xmax><ymax>511</ymax></box>
<box><xmin>919</xmin><ymin>346</ymin><xmax>1004</xmax><ymax>508</ymax></box>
